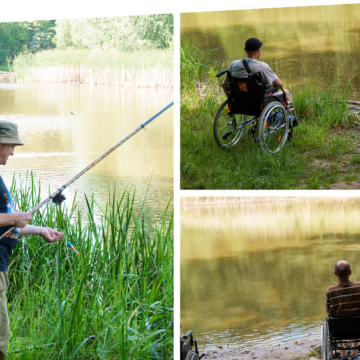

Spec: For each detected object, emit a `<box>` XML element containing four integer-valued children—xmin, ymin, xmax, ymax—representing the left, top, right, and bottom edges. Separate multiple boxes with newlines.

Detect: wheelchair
<box><xmin>321</xmin><ymin>302</ymin><xmax>360</xmax><ymax>359</ymax></box>
<box><xmin>214</xmin><ymin>65</ymin><xmax>297</xmax><ymax>153</ymax></box>
<box><xmin>180</xmin><ymin>330</ymin><xmax>205</xmax><ymax>360</ymax></box>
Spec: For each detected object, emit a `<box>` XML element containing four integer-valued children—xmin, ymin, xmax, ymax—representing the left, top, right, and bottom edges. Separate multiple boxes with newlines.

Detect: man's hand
<box><xmin>13</xmin><ymin>212</ymin><xmax>32</xmax><ymax>228</ymax></box>
<box><xmin>40</xmin><ymin>227</ymin><xmax>64</xmax><ymax>243</ymax></box>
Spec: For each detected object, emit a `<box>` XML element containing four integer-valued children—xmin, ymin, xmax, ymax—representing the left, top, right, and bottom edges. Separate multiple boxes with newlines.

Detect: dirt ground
<box><xmin>329</xmin><ymin>181</ymin><xmax>360</xmax><ymax>189</ymax></box>
<box><xmin>200</xmin><ymin>338</ymin><xmax>321</xmax><ymax>360</ymax></box>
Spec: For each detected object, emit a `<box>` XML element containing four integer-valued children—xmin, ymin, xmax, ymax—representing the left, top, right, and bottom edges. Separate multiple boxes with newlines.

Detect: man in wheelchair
<box><xmin>325</xmin><ymin>260</ymin><xmax>360</xmax><ymax>360</ymax></box>
<box><xmin>221</xmin><ymin>38</ymin><xmax>291</xmax><ymax>106</ymax></box>
<box><xmin>214</xmin><ymin>37</ymin><xmax>298</xmax><ymax>153</ymax></box>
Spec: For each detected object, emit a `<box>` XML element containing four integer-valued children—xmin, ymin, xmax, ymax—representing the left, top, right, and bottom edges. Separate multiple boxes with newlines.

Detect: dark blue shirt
<box><xmin>0</xmin><ymin>176</ymin><xmax>20</xmax><ymax>271</ymax></box>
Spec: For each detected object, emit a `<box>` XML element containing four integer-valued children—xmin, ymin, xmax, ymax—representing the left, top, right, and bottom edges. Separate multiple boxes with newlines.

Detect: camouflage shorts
<box><xmin>0</xmin><ymin>272</ymin><xmax>9</xmax><ymax>360</ymax></box>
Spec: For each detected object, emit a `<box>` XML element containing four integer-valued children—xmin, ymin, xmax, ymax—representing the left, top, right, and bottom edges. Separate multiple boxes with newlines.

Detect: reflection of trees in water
<box><xmin>181</xmin><ymin>232</ymin><xmax>360</xmax><ymax>335</ymax></box>
<box><xmin>181</xmin><ymin>198</ymin><xmax>360</xmax><ymax>344</ymax></box>
<box><xmin>181</xmin><ymin>198</ymin><xmax>360</xmax><ymax>260</ymax></box>
<box><xmin>181</xmin><ymin>4</ymin><xmax>360</xmax><ymax>96</ymax></box>
<box><xmin>0</xmin><ymin>84</ymin><xmax>174</xmax><ymax>227</ymax></box>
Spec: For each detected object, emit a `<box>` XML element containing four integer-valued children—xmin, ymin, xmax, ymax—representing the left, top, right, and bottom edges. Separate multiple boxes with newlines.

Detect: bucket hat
<box><xmin>0</xmin><ymin>120</ymin><xmax>24</xmax><ymax>146</ymax></box>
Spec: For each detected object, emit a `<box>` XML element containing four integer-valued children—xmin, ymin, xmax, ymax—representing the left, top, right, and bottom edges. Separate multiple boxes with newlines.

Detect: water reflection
<box><xmin>0</xmin><ymin>83</ymin><xmax>173</xmax><ymax>224</ymax></box>
<box><xmin>181</xmin><ymin>198</ymin><xmax>360</xmax><ymax>350</ymax></box>
<box><xmin>181</xmin><ymin>3</ymin><xmax>360</xmax><ymax>97</ymax></box>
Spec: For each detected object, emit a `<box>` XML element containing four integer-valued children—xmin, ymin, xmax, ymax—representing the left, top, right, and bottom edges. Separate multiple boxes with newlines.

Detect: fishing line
<box><xmin>205</xmin><ymin>56</ymin><xmax>243</xmax><ymax>66</ymax></box>
<box><xmin>0</xmin><ymin>101</ymin><xmax>174</xmax><ymax>242</ymax></box>
<box><xmin>200</xmin><ymin>42</ymin><xmax>243</xmax><ymax>53</ymax></box>
<box><xmin>197</xmin><ymin>42</ymin><xmax>244</xmax><ymax>65</ymax></box>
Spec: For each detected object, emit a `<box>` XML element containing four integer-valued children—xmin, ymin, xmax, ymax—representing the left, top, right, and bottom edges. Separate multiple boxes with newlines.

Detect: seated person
<box><xmin>221</xmin><ymin>37</ymin><xmax>290</xmax><ymax>103</ymax></box>
<box><xmin>326</xmin><ymin>260</ymin><xmax>360</xmax><ymax>360</ymax></box>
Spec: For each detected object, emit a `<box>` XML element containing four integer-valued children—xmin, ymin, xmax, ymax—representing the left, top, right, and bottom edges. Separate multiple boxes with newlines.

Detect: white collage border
<box><xmin>2</xmin><ymin>1</ymin><xmax>360</xmax><ymax>358</ymax></box>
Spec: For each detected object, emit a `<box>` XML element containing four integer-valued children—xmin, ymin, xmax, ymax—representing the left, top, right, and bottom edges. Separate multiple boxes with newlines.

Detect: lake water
<box><xmin>0</xmin><ymin>83</ymin><xmax>173</xmax><ymax>224</ymax></box>
<box><xmin>181</xmin><ymin>198</ymin><xmax>360</xmax><ymax>350</ymax></box>
<box><xmin>181</xmin><ymin>3</ymin><xmax>360</xmax><ymax>98</ymax></box>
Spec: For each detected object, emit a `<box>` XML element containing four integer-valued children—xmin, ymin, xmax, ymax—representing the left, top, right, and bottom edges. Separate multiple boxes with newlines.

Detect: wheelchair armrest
<box><xmin>265</xmin><ymin>86</ymin><xmax>283</xmax><ymax>94</ymax></box>
<box><xmin>183</xmin><ymin>330</ymin><xmax>193</xmax><ymax>340</ymax></box>
<box><xmin>216</xmin><ymin>70</ymin><xmax>229</xmax><ymax>78</ymax></box>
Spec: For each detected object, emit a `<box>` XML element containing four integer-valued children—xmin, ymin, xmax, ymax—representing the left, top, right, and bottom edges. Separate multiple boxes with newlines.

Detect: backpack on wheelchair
<box><xmin>214</xmin><ymin>59</ymin><xmax>298</xmax><ymax>153</ymax></box>
<box><xmin>180</xmin><ymin>330</ymin><xmax>205</xmax><ymax>360</ymax></box>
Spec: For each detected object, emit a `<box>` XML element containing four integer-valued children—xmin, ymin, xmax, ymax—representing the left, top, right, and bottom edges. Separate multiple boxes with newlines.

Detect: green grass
<box><xmin>13</xmin><ymin>49</ymin><xmax>173</xmax><ymax>87</ymax></box>
<box><xmin>308</xmin><ymin>345</ymin><xmax>321</xmax><ymax>358</ymax></box>
<box><xmin>180</xmin><ymin>41</ymin><xmax>360</xmax><ymax>189</ymax></box>
<box><xmin>180</xmin><ymin>37</ymin><xmax>212</xmax><ymax>90</ymax></box>
<box><xmin>6</xmin><ymin>174</ymin><xmax>173</xmax><ymax>359</ymax></box>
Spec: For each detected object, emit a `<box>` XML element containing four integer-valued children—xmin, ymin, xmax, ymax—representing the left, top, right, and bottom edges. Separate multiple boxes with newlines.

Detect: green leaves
<box><xmin>55</xmin><ymin>15</ymin><xmax>174</xmax><ymax>51</ymax></box>
<box><xmin>7</xmin><ymin>174</ymin><xmax>173</xmax><ymax>359</ymax></box>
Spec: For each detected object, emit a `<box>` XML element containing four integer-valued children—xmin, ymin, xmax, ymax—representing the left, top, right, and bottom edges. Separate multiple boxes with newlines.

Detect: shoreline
<box><xmin>180</xmin><ymin>196</ymin><xmax>360</xmax><ymax>206</ymax></box>
<box><xmin>0</xmin><ymin>71</ymin><xmax>173</xmax><ymax>88</ymax></box>
<box><xmin>200</xmin><ymin>337</ymin><xmax>321</xmax><ymax>359</ymax></box>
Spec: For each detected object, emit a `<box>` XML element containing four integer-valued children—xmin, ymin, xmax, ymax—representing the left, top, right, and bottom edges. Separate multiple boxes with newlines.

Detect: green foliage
<box><xmin>292</xmin><ymin>80</ymin><xmax>352</xmax><ymax>129</ymax></box>
<box><xmin>28</xmin><ymin>20</ymin><xmax>56</xmax><ymax>52</ymax></box>
<box><xmin>13</xmin><ymin>48</ymin><xmax>173</xmax><ymax>86</ymax></box>
<box><xmin>7</xmin><ymin>174</ymin><xmax>173</xmax><ymax>359</ymax></box>
<box><xmin>0</xmin><ymin>22</ymin><xmax>28</xmax><ymax>64</ymax></box>
<box><xmin>0</xmin><ymin>21</ymin><xmax>56</xmax><ymax>65</ymax></box>
<box><xmin>1</xmin><ymin>15</ymin><xmax>173</xmax><ymax>67</ymax></box>
<box><xmin>180</xmin><ymin>37</ymin><xmax>212</xmax><ymax>89</ymax></box>
<box><xmin>55</xmin><ymin>15</ymin><xmax>173</xmax><ymax>51</ymax></box>
<box><xmin>180</xmin><ymin>75</ymin><xmax>358</xmax><ymax>189</ymax></box>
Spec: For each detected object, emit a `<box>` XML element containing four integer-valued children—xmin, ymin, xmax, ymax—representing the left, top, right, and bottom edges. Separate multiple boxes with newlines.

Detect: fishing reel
<box><xmin>52</xmin><ymin>192</ymin><xmax>66</xmax><ymax>205</ymax></box>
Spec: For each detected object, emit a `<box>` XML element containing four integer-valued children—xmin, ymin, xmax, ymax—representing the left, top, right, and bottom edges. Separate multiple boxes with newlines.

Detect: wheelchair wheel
<box><xmin>321</xmin><ymin>324</ymin><xmax>331</xmax><ymax>360</ymax></box>
<box><xmin>213</xmin><ymin>99</ymin><xmax>246</xmax><ymax>149</ymax></box>
<box><xmin>257</xmin><ymin>102</ymin><xmax>289</xmax><ymax>153</ymax></box>
<box><xmin>185</xmin><ymin>350</ymin><xmax>200</xmax><ymax>360</ymax></box>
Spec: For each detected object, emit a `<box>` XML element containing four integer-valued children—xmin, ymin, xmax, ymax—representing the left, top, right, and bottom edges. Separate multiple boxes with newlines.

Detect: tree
<box><xmin>0</xmin><ymin>22</ymin><xmax>29</xmax><ymax>64</ymax></box>
<box><xmin>55</xmin><ymin>15</ymin><xmax>174</xmax><ymax>51</ymax></box>
<box><xmin>0</xmin><ymin>20</ymin><xmax>56</xmax><ymax>65</ymax></box>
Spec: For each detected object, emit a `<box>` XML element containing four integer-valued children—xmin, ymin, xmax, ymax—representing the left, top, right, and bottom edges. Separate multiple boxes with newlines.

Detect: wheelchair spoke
<box><xmin>258</xmin><ymin>102</ymin><xmax>289</xmax><ymax>153</ymax></box>
<box><xmin>213</xmin><ymin>99</ymin><xmax>247</xmax><ymax>149</ymax></box>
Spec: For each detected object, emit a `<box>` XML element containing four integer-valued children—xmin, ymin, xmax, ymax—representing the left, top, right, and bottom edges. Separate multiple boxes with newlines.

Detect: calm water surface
<box><xmin>181</xmin><ymin>199</ymin><xmax>360</xmax><ymax>350</ymax></box>
<box><xmin>0</xmin><ymin>83</ymin><xmax>173</xmax><ymax>224</ymax></box>
<box><xmin>181</xmin><ymin>4</ymin><xmax>360</xmax><ymax>97</ymax></box>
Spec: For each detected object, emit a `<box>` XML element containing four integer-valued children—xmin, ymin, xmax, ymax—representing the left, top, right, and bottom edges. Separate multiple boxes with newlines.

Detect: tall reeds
<box><xmin>13</xmin><ymin>49</ymin><xmax>173</xmax><ymax>88</ymax></box>
<box><xmin>180</xmin><ymin>37</ymin><xmax>212</xmax><ymax>90</ymax></box>
<box><xmin>7</xmin><ymin>174</ymin><xmax>173</xmax><ymax>359</ymax></box>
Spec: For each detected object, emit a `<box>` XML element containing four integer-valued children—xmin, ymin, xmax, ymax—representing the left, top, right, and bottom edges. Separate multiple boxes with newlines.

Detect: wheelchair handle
<box><xmin>248</xmin><ymin>70</ymin><xmax>260</xmax><ymax>78</ymax></box>
<box><xmin>216</xmin><ymin>70</ymin><xmax>229</xmax><ymax>78</ymax></box>
<box><xmin>183</xmin><ymin>330</ymin><xmax>193</xmax><ymax>340</ymax></box>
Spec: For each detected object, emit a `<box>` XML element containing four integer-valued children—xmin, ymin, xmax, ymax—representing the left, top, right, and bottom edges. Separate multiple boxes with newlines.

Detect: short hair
<box><xmin>246</xmin><ymin>50</ymin><xmax>259</xmax><ymax>56</ymax></box>
<box><xmin>335</xmin><ymin>261</ymin><xmax>351</xmax><ymax>278</ymax></box>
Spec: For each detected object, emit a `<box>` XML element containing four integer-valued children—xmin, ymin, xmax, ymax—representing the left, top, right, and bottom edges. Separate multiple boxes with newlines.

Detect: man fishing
<box><xmin>222</xmin><ymin>37</ymin><xmax>291</xmax><ymax>103</ymax></box>
<box><xmin>0</xmin><ymin>121</ymin><xmax>63</xmax><ymax>360</ymax></box>
<box><xmin>326</xmin><ymin>260</ymin><xmax>360</xmax><ymax>360</ymax></box>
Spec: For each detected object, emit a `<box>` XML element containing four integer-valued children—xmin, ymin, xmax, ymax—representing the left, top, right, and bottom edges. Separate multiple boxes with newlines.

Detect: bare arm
<box><xmin>0</xmin><ymin>212</ymin><xmax>32</xmax><ymax>228</ymax></box>
<box><xmin>20</xmin><ymin>224</ymin><xmax>64</xmax><ymax>243</ymax></box>
<box><xmin>268</xmin><ymin>78</ymin><xmax>282</xmax><ymax>88</ymax></box>
<box><xmin>222</xmin><ymin>75</ymin><xmax>229</xmax><ymax>98</ymax></box>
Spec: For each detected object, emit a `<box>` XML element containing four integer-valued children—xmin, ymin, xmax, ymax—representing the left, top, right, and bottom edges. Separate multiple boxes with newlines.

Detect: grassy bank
<box><xmin>181</xmin><ymin>42</ymin><xmax>360</xmax><ymax>189</ymax></box>
<box><xmin>13</xmin><ymin>49</ymin><xmax>173</xmax><ymax>88</ymax></box>
<box><xmin>6</xmin><ymin>175</ymin><xmax>173</xmax><ymax>359</ymax></box>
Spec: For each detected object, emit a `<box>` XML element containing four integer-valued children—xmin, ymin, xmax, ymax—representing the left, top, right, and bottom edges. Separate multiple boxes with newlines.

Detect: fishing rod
<box><xmin>0</xmin><ymin>101</ymin><xmax>174</xmax><ymax>241</ymax></box>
